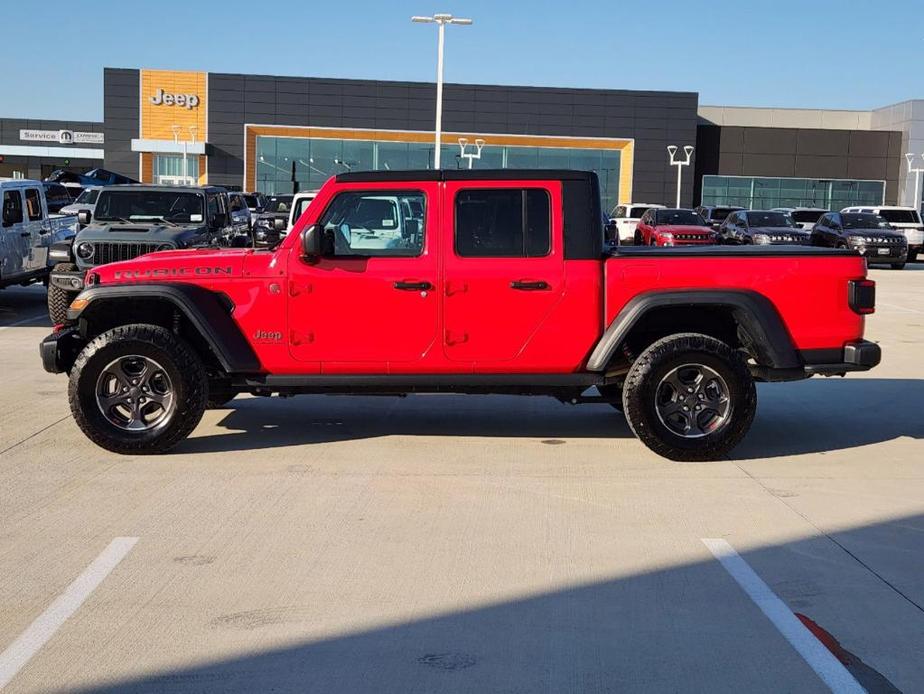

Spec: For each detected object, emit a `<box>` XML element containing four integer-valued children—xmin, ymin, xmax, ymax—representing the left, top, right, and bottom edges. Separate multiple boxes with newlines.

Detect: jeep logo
<box><xmin>149</xmin><ymin>88</ymin><xmax>200</xmax><ymax>109</ymax></box>
<box><xmin>253</xmin><ymin>330</ymin><xmax>283</xmax><ymax>342</ymax></box>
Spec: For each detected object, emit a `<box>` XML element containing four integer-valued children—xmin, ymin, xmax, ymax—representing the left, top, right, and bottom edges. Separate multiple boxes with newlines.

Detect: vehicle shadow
<box><xmin>0</xmin><ymin>285</ymin><xmax>50</xmax><ymax>328</ymax></box>
<box><xmin>66</xmin><ymin>513</ymin><xmax>922</xmax><ymax>693</ymax></box>
<box><xmin>179</xmin><ymin>378</ymin><xmax>923</xmax><ymax>460</ymax></box>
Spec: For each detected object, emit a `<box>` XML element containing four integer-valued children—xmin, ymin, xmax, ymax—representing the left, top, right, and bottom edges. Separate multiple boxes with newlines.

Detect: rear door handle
<box><xmin>20</xmin><ymin>232</ymin><xmax>31</xmax><ymax>238</ymax></box>
<box><xmin>394</xmin><ymin>280</ymin><xmax>432</xmax><ymax>291</ymax></box>
<box><xmin>510</xmin><ymin>280</ymin><xmax>549</xmax><ymax>291</ymax></box>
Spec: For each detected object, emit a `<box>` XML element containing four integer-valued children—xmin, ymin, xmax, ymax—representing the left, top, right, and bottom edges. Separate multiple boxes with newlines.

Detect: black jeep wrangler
<box><xmin>47</xmin><ymin>185</ymin><xmax>239</xmax><ymax>322</ymax></box>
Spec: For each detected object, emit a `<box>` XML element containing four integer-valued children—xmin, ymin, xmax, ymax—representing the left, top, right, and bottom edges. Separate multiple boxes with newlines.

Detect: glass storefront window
<box><xmin>153</xmin><ymin>154</ymin><xmax>198</xmax><ymax>185</ymax></box>
<box><xmin>701</xmin><ymin>175</ymin><xmax>885</xmax><ymax>211</ymax></box>
<box><xmin>255</xmin><ymin>135</ymin><xmax>623</xmax><ymax>211</ymax></box>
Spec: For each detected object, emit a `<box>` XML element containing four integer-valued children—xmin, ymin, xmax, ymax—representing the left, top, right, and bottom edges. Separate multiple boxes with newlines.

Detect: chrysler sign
<box><xmin>20</xmin><ymin>129</ymin><xmax>105</xmax><ymax>145</ymax></box>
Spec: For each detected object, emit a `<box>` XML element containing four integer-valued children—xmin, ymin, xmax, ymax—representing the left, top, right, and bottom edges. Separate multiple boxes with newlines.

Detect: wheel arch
<box><xmin>69</xmin><ymin>283</ymin><xmax>261</xmax><ymax>374</ymax></box>
<box><xmin>587</xmin><ymin>290</ymin><xmax>801</xmax><ymax>372</ymax></box>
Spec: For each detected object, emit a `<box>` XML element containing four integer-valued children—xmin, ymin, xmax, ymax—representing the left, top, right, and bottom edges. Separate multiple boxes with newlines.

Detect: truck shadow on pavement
<box><xmin>64</xmin><ymin>514</ymin><xmax>920</xmax><ymax>693</ymax></box>
<box><xmin>180</xmin><ymin>378</ymin><xmax>924</xmax><ymax>460</ymax></box>
<box><xmin>0</xmin><ymin>286</ymin><xmax>49</xmax><ymax>328</ymax></box>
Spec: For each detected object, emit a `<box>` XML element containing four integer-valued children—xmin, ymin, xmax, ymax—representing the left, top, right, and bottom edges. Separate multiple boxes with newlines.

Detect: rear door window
<box><xmin>24</xmin><ymin>188</ymin><xmax>43</xmax><ymax>221</ymax></box>
<box><xmin>455</xmin><ymin>188</ymin><xmax>550</xmax><ymax>257</ymax></box>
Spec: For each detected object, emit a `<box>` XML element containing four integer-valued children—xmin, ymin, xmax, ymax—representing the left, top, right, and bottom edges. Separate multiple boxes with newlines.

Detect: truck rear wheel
<box><xmin>47</xmin><ymin>263</ymin><xmax>79</xmax><ymax>324</ymax></box>
<box><xmin>622</xmin><ymin>333</ymin><xmax>756</xmax><ymax>461</ymax></box>
<box><xmin>68</xmin><ymin>324</ymin><xmax>207</xmax><ymax>454</ymax></box>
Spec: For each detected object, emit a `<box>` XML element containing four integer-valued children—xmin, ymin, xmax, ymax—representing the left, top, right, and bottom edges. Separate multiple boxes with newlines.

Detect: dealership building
<box><xmin>2</xmin><ymin>67</ymin><xmax>923</xmax><ymax>213</ymax></box>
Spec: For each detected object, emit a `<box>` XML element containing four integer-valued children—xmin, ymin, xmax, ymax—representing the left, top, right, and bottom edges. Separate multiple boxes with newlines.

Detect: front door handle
<box><xmin>510</xmin><ymin>280</ymin><xmax>550</xmax><ymax>291</ymax></box>
<box><xmin>394</xmin><ymin>280</ymin><xmax>432</xmax><ymax>291</ymax></box>
<box><xmin>20</xmin><ymin>232</ymin><xmax>31</xmax><ymax>238</ymax></box>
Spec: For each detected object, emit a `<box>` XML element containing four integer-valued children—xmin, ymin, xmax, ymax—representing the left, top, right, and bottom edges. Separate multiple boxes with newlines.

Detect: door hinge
<box><xmin>289</xmin><ymin>330</ymin><xmax>314</xmax><ymax>346</ymax></box>
<box><xmin>289</xmin><ymin>281</ymin><xmax>312</xmax><ymax>297</ymax></box>
<box><xmin>445</xmin><ymin>330</ymin><xmax>468</xmax><ymax>346</ymax></box>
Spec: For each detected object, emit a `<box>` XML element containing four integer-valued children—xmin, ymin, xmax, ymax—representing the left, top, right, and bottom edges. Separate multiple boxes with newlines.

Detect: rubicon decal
<box><xmin>113</xmin><ymin>267</ymin><xmax>233</xmax><ymax>279</ymax></box>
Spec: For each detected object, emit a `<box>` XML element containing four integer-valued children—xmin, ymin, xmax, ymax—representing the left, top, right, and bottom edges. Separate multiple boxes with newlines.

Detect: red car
<box><xmin>634</xmin><ymin>208</ymin><xmax>717</xmax><ymax>246</ymax></box>
<box><xmin>42</xmin><ymin>170</ymin><xmax>879</xmax><ymax>461</ymax></box>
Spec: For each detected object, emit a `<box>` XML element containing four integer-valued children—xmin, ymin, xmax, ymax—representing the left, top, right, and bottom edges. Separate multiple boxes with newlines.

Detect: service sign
<box><xmin>19</xmin><ymin>129</ymin><xmax>104</xmax><ymax>145</ymax></box>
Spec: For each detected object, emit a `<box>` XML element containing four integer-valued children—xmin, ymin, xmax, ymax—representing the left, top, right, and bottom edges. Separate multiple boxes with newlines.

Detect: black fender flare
<box><xmin>68</xmin><ymin>283</ymin><xmax>261</xmax><ymax>373</ymax></box>
<box><xmin>586</xmin><ymin>290</ymin><xmax>801</xmax><ymax>371</ymax></box>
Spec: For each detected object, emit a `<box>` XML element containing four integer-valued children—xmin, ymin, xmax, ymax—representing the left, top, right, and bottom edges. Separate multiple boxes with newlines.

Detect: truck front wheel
<box><xmin>622</xmin><ymin>333</ymin><xmax>756</xmax><ymax>461</ymax></box>
<box><xmin>68</xmin><ymin>324</ymin><xmax>207</xmax><ymax>454</ymax></box>
<box><xmin>47</xmin><ymin>263</ymin><xmax>79</xmax><ymax>324</ymax></box>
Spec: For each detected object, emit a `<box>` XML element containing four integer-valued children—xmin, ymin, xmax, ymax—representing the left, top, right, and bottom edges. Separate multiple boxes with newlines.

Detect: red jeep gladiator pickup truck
<box><xmin>40</xmin><ymin>170</ymin><xmax>880</xmax><ymax>461</ymax></box>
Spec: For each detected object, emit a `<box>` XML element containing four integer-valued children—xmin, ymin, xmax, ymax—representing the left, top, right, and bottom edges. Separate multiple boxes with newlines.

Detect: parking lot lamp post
<box><xmin>188</xmin><ymin>127</ymin><xmax>197</xmax><ymax>185</ymax></box>
<box><xmin>905</xmin><ymin>153</ymin><xmax>924</xmax><ymax>212</ymax></box>
<box><xmin>458</xmin><ymin>137</ymin><xmax>485</xmax><ymax>169</ymax></box>
<box><xmin>412</xmin><ymin>13</ymin><xmax>473</xmax><ymax>168</ymax></box>
<box><xmin>667</xmin><ymin>145</ymin><xmax>694</xmax><ymax>208</ymax></box>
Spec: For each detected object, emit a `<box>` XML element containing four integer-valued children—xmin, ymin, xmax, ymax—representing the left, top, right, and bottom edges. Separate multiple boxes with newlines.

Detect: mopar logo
<box><xmin>149</xmin><ymin>88</ymin><xmax>200</xmax><ymax>109</ymax></box>
<box><xmin>253</xmin><ymin>330</ymin><xmax>283</xmax><ymax>342</ymax></box>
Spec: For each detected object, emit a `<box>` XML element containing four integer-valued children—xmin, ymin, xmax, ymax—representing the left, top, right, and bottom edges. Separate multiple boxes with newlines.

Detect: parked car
<box><xmin>770</xmin><ymin>207</ymin><xmax>828</xmax><ymax>230</ymax></box>
<box><xmin>46</xmin><ymin>185</ymin><xmax>238</xmax><ymax>322</ymax></box>
<box><xmin>610</xmin><ymin>203</ymin><xmax>665</xmax><ymax>244</ymax></box>
<box><xmin>635</xmin><ymin>208</ymin><xmax>716</xmax><ymax>246</ymax></box>
<box><xmin>59</xmin><ymin>186</ymin><xmax>102</xmax><ymax>217</ymax></box>
<box><xmin>251</xmin><ymin>194</ymin><xmax>294</xmax><ymax>244</ymax></box>
<box><xmin>227</xmin><ymin>191</ymin><xmax>252</xmax><ymax>233</ymax></box>
<box><xmin>252</xmin><ymin>191</ymin><xmax>319</xmax><ymax>245</ymax></box>
<box><xmin>694</xmin><ymin>205</ymin><xmax>744</xmax><ymax>232</ymax></box>
<box><xmin>841</xmin><ymin>206</ymin><xmax>924</xmax><ymax>262</ymax></box>
<box><xmin>41</xmin><ymin>169</ymin><xmax>882</xmax><ymax>461</ymax></box>
<box><xmin>241</xmin><ymin>192</ymin><xmax>267</xmax><ymax>218</ymax></box>
<box><xmin>42</xmin><ymin>182</ymin><xmax>75</xmax><ymax>214</ymax></box>
<box><xmin>718</xmin><ymin>210</ymin><xmax>811</xmax><ymax>245</ymax></box>
<box><xmin>0</xmin><ymin>179</ymin><xmax>77</xmax><ymax>289</ymax></box>
<box><xmin>811</xmin><ymin>211</ymin><xmax>908</xmax><ymax>269</ymax></box>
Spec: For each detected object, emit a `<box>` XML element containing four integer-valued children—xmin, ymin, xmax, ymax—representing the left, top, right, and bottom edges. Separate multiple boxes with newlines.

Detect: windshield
<box><xmin>655</xmin><ymin>209</ymin><xmax>707</xmax><ymax>226</ymax></box>
<box><xmin>75</xmin><ymin>189</ymin><xmax>99</xmax><ymax>204</ymax></box>
<box><xmin>708</xmin><ymin>207</ymin><xmax>741</xmax><ymax>221</ymax></box>
<box><xmin>629</xmin><ymin>206</ymin><xmax>653</xmax><ymax>218</ymax></box>
<box><xmin>243</xmin><ymin>195</ymin><xmax>260</xmax><ymax>208</ymax></box>
<box><xmin>746</xmin><ymin>212</ymin><xmax>797</xmax><ymax>228</ymax></box>
<box><xmin>842</xmin><ymin>213</ymin><xmax>891</xmax><ymax>230</ymax></box>
<box><xmin>878</xmin><ymin>209</ymin><xmax>921</xmax><ymax>224</ymax></box>
<box><xmin>265</xmin><ymin>196</ymin><xmax>294</xmax><ymax>213</ymax></box>
<box><xmin>791</xmin><ymin>210</ymin><xmax>825</xmax><ymax>224</ymax></box>
<box><xmin>94</xmin><ymin>190</ymin><xmax>205</xmax><ymax>223</ymax></box>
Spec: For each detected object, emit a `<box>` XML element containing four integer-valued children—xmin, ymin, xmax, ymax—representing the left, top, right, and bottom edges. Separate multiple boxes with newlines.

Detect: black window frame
<box><xmin>24</xmin><ymin>187</ymin><xmax>43</xmax><ymax>221</ymax></box>
<box><xmin>453</xmin><ymin>187</ymin><xmax>552</xmax><ymax>259</ymax></box>
<box><xmin>2</xmin><ymin>189</ymin><xmax>24</xmax><ymax>227</ymax></box>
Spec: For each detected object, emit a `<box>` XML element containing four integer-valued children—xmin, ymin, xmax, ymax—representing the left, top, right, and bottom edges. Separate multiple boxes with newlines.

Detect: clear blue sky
<box><xmin>2</xmin><ymin>0</ymin><xmax>921</xmax><ymax>120</ymax></box>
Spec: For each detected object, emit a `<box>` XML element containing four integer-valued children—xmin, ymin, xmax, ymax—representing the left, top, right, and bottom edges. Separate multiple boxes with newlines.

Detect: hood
<box><xmin>254</xmin><ymin>211</ymin><xmax>287</xmax><ymax>222</ymax></box>
<box><xmin>60</xmin><ymin>203</ymin><xmax>94</xmax><ymax>215</ymax></box>
<box><xmin>93</xmin><ymin>247</ymin><xmax>251</xmax><ymax>284</ymax></box>
<box><xmin>75</xmin><ymin>222</ymin><xmax>207</xmax><ymax>244</ymax></box>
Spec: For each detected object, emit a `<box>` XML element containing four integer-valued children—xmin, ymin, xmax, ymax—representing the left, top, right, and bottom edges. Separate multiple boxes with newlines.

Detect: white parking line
<box><xmin>701</xmin><ymin>538</ymin><xmax>864</xmax><ymax>694</ymax></box>
<box><xmin>0</xmin><ymin>537</ymin><xmax>139</xmax><ymax>690</ymax></box>
<box><xmin>0</xmin><ymin>314</ymin><xmax>46</xmax><ymax>332</ymax></box>
<box><xmin>877</xmin><ymin>301</ymin><xmax>924</xmax><ymax>314</ymax></box>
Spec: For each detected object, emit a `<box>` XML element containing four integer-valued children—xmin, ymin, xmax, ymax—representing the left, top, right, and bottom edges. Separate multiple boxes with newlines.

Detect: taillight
<box><xmin>848</xmin><ymin>279</ymin><xmax>875</xmax><ymax>315</ymax></box>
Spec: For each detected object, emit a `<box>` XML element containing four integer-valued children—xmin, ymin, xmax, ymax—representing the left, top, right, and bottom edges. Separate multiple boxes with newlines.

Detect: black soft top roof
<box><xmin>335</xmin><ymin>169</ymin><xmax>598</xmax><ymax>184</ymax></box>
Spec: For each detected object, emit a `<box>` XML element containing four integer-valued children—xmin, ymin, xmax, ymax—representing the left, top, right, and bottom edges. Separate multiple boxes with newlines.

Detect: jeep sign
<box><xmin>150</xmin><ymin>88</ymin><xmax>200</xmax><ymax>109</ymax></box>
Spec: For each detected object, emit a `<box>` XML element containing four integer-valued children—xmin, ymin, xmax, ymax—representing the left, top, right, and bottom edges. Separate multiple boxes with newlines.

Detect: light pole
<box><xmin>905</xmin><ymin>153</ymin><xmax>924</xmax><ymax>212</ymax></box>
<box><xmin>412</xmin><ymin>13</ymin><xmax>473</xmax><ymax>168</ymax></box>
<box><xmin>458</xmin><ymin>137</ymin><xmax>485</xmax><ymax>169</ymax></box>
<box><xmin>667</xmin><ymin>145</ymin><xmax>694</xmax><ymax>207</ymax></box>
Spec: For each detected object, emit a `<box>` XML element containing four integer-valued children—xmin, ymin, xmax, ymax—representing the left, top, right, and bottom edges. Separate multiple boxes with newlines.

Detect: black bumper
<box><xmin>40</xmin><ymin>328</ymin><xmax>84</xmax><ymax>374</ymax></box>
<box><xmin>803</xmin><ymin>340</ymin><xmax>881</xmax><ymax>376</ymax></box>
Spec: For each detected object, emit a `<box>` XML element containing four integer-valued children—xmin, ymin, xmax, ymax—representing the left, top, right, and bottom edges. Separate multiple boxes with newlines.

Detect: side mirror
<box><xmin>301</xmin><ymin>224</ymin><xmax>322</xmax><ymax>262</ymax></box>
<box><xmin>77</xmin><ymin>209</ymin><xmax>92</xmax><ymax>225</ymax></box>
<box><xmin>273</xmin><ymin>217</ymin><xmax>287</xmax><ymax>232</ymax></box>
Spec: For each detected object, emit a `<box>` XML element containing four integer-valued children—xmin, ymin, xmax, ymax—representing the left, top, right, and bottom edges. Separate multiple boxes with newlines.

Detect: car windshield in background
<box><xmin>842</xmin><ymin>213</ymin><xmax>891</xmax><ymax>230</ymax></box>
<box><xmin>746</xmin><ymin>212</ymin><xmax>796</xmax><ymax>228</ymax></box>
<box><xmin>656</xmin><ymin>210</ymin><xmax>706</xmax><ymax>226</ymax></box>
<box><xmin>293</xmin><ymin>197</ymin><xmax>315</xmax><ymax>219</ymax></box>
<box><xmin>75</xmin><ymin>189</ymin><xmax>99</xmax><ymax>204</ymax></box>
<box><xmin>709</xmin><ymin>208</ymin><xmax>740</xmax><ymax>220</ymax></box>
<box><xmin>265</xmin><ymin>196</ymin><xmax>294</xmax><ymax>213</ymax></box>
<box><xmin>878</xmin><ymin>209</ymin><xmax>921</xmax><ymax>224</ymax></box>
<box><xmin>791</xmin><ymin>210</ymin><xmax>825</xmax><ymax>224</ymax></box>
<box><xmin>243</xmin><ymin>195</ymin><xmax>260</xmax><ymax>207</ymax></box>
<box><xmin>94</xmin><ymin>191</ymin><xmax>205</xmax><ymax>223</ymax></box>
<box><xmin>629</xmin><ymin>206</ymin><xmax>653</xmax><ymax>218</ymax></box>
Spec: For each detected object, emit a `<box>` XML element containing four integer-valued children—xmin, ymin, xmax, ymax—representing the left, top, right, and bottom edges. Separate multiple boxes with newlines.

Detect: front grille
<box><xmin>90</xmin><ymin>242</ymin><xmax>168</xmax><ymax>266</ymax></box>
<box><xmin>674</xmin><ymin>234</ymin><xmax>712</xmax><ymax>241</ymax></box>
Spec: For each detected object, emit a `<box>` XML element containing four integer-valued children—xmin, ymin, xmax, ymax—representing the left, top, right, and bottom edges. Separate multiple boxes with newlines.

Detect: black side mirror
<box><xmin>273</xmin><ymin>217</ymin><xmax>287</xmax><ymax>232</ymax></box>
<box><xmin>301</xmin><ymin>224</ymin><xmax>322</xmax><ymax>262</ymax></box>
<box><xmin>77</xmin><ymin>209</ymin><xmax>92</xmax><ymax>225</ymax></box>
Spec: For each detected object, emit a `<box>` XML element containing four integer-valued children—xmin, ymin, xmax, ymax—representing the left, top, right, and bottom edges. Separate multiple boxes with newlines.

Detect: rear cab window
<box><xmin>24</xmin><ymin>188</ymin><xmax>43</xmax><ymax>221</ymax></box>
<box><xmin>2</xmin><ymin>189</ymin><xmax>24</xmax><ymax>225</ymax></box>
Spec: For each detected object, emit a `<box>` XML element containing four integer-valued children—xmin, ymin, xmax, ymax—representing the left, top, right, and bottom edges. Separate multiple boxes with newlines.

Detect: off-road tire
<box><xmin>633</xmin><ymin>229</ymin><xmax>642</xmax><ymax>246</ymax></box>
<box><xmin>68</xmin><ymin>324</ymin><xmax>207</xmax><ymax>454</ymax></box>
<box><xmin>890</xmin><ymin>262</ymin><xmax>906</xmax><ymax>270</ymax></box>
<box><xmin>622</xmin><ymin>333</ymin><xmax>756</xmax><ymax>461</ymax></box>
<box><xmin>47</xmin><ymin>263</ymin><xmax>79</xmax><ymax>324</ymax></box>
<box><xmin>908</xmin><ymin>250</ymin><xmax>918</xmax><ymax>263</ymax></box>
